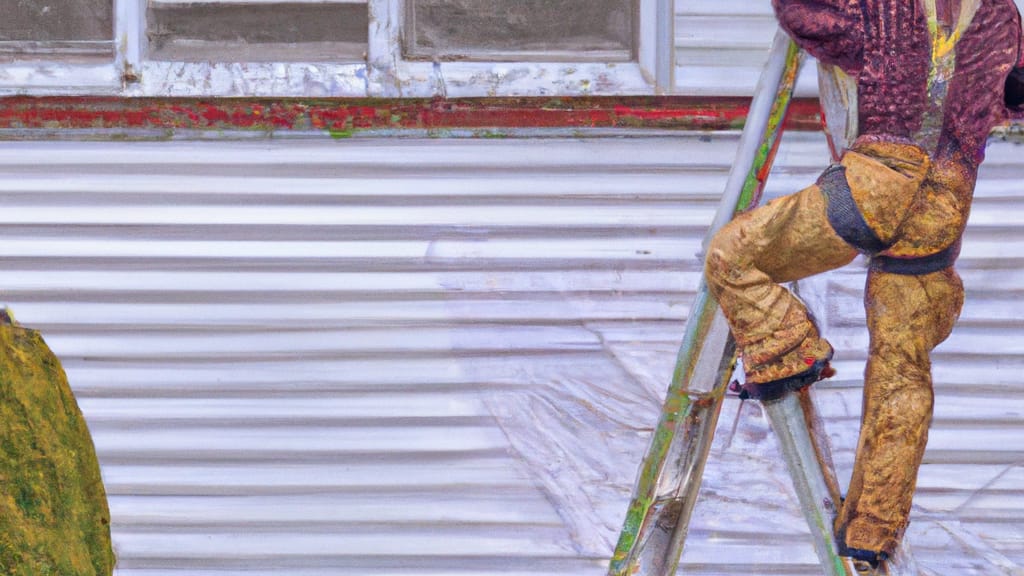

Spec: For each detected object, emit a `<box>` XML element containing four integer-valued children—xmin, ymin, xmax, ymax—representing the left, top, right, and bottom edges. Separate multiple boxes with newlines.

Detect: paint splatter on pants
<box><xmin>704</xmin><ymin>140</ymin><xmax>966</xmax><ymax>554</ymax></box>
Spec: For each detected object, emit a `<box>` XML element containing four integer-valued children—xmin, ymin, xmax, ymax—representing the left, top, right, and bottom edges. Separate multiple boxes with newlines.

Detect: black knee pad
<box><xmin>817</xmin><ymin>165</ymin><xmax>889</xmax><ymax>254</ymax></box>
<box><xmin>817</xmin><ymin>165</ymin><xmax>960</xmax><ymax>275</ymax></box>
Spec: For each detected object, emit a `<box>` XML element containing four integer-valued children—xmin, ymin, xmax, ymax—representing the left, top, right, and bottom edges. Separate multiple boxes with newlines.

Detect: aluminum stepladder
<box><xmin>607</xmin><ymin>29</ymin><xmax>918</xmax><ymax>576</ymax></box>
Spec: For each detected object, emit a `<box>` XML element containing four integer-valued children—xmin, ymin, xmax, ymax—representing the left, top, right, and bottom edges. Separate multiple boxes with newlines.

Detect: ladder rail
<box><xmin>610</xmin><ymin>31</ymin><xmax>923</xmax><ymax>576</ymax></box>
<box><xmin>608</xmin><ymin>29</ymin><xmax>804</xmax><ymax>576</ymax></box>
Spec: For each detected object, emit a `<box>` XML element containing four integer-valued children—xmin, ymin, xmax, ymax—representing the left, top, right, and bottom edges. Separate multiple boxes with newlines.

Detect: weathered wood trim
<box><xmin>0</xmin><ymin>96</ymin><xmax>823</xmax><ymax>136</ymax></box>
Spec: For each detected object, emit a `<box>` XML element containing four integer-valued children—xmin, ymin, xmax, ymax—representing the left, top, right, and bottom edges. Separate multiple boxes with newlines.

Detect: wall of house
<box><xmin>2</xmin><ymin>131</ymin><xmax>1022</xmax><ymax>575</ymax></box>
<box><xmin>1</xmin><ymin>0</ymin><xmax>1023</xmax><ymax>573</ymax></box>
<box><xmin>676</xmin><ymin>0</ymin><xmax>796</xmax><ymax>95</ymax></box>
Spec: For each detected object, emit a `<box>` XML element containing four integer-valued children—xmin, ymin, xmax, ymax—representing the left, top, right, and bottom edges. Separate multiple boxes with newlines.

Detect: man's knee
<box><xmin>866</xmin><ymin>340</ymin><xmax>935</xmax><ymax>413</ymax></box>
<box><xmin>866</xmin><ymin>268</ymin><xmax>964</xmax><ymax>351</ymax></box>
<box><xmin>869</xmin><ymin>337</ymin><xmax>931</xmax><ymax>377</ymax></box>
<box><xmin>703</xmin><ymin>223</ymin><xmax>744</xmax><ymax>293</ymax></box>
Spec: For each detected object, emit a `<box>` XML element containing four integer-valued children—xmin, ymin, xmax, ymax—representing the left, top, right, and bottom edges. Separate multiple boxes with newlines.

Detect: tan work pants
<box><xmin>704</xmin><ymin>140</ymin><xmax>966</xmax><ymax>554</ymax></box>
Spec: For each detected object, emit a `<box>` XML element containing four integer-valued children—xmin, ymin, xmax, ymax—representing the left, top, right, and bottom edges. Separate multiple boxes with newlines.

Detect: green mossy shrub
<box><xmin>0</xmin><ymin>315</ymin><xmax>114</xmax><ymax>575</ymax></box>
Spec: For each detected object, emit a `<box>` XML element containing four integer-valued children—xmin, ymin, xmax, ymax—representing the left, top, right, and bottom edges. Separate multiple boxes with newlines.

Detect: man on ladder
<box><xmin>705</xmin><ymin>0</ymin><xmax>1024</xmax><ymax>567</ymax></box>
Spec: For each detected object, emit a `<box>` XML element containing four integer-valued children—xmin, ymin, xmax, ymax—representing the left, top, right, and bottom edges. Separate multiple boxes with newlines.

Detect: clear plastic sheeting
<box><xmin>0</xmin><ymin>134</ymin><xmax>1021</xmax><ymax>575</ymax></box>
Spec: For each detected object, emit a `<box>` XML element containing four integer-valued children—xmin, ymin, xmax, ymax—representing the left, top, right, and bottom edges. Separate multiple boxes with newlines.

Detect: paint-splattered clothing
<box><xmin>774</xmin><ymin>0</ymin><xmax>1024</xmax><ymax>166</ymax></box>
<box><xmin>705</xmin><ymin>0</ymin><xmax>1024</xmax><ymax>558</ymax></box>
<box><xmin>705</xmin><ymin>141</ymin><xmax>962</xmax><ymax>554</ymax></box>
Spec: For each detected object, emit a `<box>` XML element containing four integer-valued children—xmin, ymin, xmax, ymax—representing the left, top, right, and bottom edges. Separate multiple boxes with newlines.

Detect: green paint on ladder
<box><xmin>607</xmin><ymin>35</ymin><xmax>805</xmax><ymax>576</ymax></box>
<box><xmin>735</xmin><ymin>39</ymin><xmax>803</xmax><ymax>215</ymax></box>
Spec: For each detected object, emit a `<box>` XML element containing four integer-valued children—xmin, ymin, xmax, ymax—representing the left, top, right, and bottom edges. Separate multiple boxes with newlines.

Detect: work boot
<box><xmin>838</xmin><ymin>542</ymin><xmax>889</xmax><ymax>572</ymax></box>
<box><xmin>739</xmin><ymin>335</ymin><xmax>835</xmax><ymax>401</ymax></box>
<box><xmin>835</xmin><ymin>524</ymin><xmax>893</xmax><ymax>572</ymax></box>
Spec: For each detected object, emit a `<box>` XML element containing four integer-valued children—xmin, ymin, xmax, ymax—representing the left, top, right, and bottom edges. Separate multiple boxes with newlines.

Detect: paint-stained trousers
<box><xmin>704</xmin><ymin>139</ymin><xmax>966</xmax><ymax>554</ymax></box>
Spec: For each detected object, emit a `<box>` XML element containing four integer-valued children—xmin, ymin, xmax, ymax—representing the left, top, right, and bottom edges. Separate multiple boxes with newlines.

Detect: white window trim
<box><xmin>1</xmin><ymin>0</ymin><xmax>675</xmax><ymax>97</ymax></box>
<box><xmin>116</xmin><ymin>0</ymin><xmax>143</xmax><ymax>85</ymax></box>
<box><xmin>368</xmin><ymin>0</ymin><xmax>672</xmax><ymax>97</ymax></box>
<box><xmin>0</xmin><ymin>63</ymin><xmax>121</xmax><ymax>95</ymax></box>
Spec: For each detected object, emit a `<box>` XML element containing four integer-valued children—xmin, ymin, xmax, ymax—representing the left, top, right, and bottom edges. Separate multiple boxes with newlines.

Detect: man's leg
<box><xmin>706</xmin><ymin>140</ymin><xmax>931</xmax><ymax>398</ymax></box>
<box><xmin>837</xmin><ymin>266</ymin><xmax>964</xmax><ymax>556</ymax></box>
<box><xmin>705</xmin><ymin>181</ymin><xmax>858</xmax><ymax>396</ymax></box>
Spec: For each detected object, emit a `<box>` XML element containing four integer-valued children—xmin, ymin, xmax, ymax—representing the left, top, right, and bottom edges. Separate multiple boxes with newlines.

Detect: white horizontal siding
<box><xmin>0</xmin><ymin>136</ymin><xmax>711</xmax><ymax>575</ymax></box>
<box><xmin>1</xmin><ymin>134</ymin><xmax>1022</xmax><ymax>575</ymax></box>
<box><xmin>674</xmin><ymin>0</ymin><xmax>822</xmax><ymax>95</ymax></box>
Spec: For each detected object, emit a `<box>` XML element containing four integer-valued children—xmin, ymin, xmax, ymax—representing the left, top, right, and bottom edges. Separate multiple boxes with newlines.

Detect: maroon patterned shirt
<box><xmin>773</xmin><ymin>0</ymin><xmax>1024</xmax><ymax>169</ymax></box>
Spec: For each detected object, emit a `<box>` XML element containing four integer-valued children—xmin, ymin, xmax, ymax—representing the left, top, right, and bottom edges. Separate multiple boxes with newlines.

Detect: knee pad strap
<box><xmin>819</xmin><ymin>165</ymin><xmax>889</xmax><ymax>254</ymax></box>
<box><xmin>870</xmin><ymin>240</ymin><xmax>961</xmax><ymax>275</ymax></box>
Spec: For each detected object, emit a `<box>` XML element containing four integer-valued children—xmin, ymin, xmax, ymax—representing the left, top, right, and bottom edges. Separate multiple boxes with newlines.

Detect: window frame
<box><xmin>0</xmin><ymin>0</ymin><xmax>675</xmax><ymax>97</ymax></box>
<box><xmin>369</xmin><ymin>0</ymin><xmax>673</xmax><ymax>97</ymax></box>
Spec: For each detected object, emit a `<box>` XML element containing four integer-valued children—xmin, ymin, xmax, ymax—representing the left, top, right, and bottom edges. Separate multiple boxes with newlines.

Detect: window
<box><xmin>404</xmin><ymin>0</ymin><xmax>634</xmax><ymax>62</ymax></box>
<box><xmin>0</xmin><ymin>0</ymin><xmax>674</xmax><ymax>97</ymax></box>
<box><xmin>1</xmin><ymin>0</ymin><xmax>113</xmax><ymax>56</ymax></box>
<box><xmin>146</xmin><ymin>0</ymin><xmax>369</xmax><ymax>62</ymax></box>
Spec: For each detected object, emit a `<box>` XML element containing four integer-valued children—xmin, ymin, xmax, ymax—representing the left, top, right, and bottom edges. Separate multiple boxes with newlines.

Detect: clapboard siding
<box><xmin>674</xmin><ymin>0</ymin><xmax>822</xmax><ymax>95</ymax></box>
<box><xmin>0</xmin><ymin>136</ymin><xmax>709</xmax><ymax>575</ymax></box>
<box><xmin>1</xmin><ymin>134</ymin><xmax>1023</xmax><ymax>575</ymax></box>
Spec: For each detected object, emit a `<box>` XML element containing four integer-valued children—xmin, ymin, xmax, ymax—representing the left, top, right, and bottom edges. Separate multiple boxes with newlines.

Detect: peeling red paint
<box><xmin>0</xmin><ymin>96</ymin><xmax>826</xmax><ymax>135</ymax></box>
